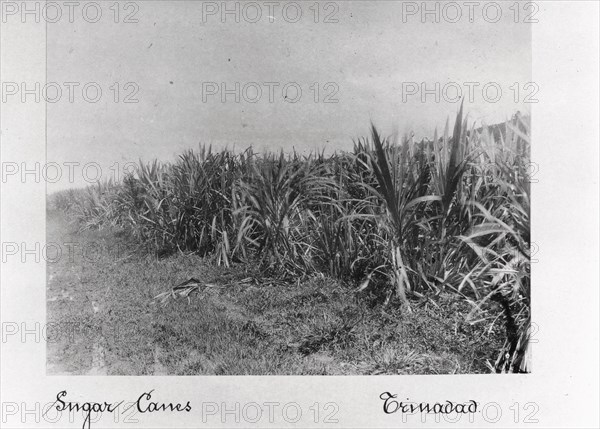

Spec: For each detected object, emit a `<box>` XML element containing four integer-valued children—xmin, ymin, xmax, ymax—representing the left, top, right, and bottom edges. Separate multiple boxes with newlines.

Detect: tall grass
<box><xmin>51</xmin><ymin>109</ymin><xmax>531</xmax><ymax>373</ymax></box>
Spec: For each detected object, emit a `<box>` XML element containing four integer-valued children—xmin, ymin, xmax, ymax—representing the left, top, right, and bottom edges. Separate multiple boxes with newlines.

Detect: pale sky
<box><xmin>47</xmin><ymin>1</ymin><xmax>531</xmax><ymax>190</ymax></box>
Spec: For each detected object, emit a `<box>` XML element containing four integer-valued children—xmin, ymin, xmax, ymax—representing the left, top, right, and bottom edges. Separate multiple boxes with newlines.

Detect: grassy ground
<box><xmin>47</xmin><ymin>209</ymin><xmax>504</xmax><ymax>375</ymax></box>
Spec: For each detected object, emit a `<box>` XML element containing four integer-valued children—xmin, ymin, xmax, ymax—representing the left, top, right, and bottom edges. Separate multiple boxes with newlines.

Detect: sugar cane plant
<box><xmin>51</xmin><ymin>107</ymin><xmax>532</xmax><ymax>373</ymax></box>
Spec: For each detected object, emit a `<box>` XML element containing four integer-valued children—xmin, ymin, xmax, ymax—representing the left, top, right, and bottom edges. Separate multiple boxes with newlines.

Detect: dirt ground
<box><xmin>46</xmin><ymin>210</ymin><xmax>503</xmax><ymax>375</ymax></box>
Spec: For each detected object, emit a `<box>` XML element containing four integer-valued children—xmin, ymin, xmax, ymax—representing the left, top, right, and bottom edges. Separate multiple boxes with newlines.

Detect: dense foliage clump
<box><xmin>52</xmin><ymin>107</ymin><xmax>531</xmax><ymax>373</ymax></box>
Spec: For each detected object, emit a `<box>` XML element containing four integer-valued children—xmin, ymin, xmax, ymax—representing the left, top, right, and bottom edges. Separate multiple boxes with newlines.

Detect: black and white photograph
<box><xmin>1</xmin><ymin>0</ymin><xmax>599</xmax><ymax>428</ymax></box>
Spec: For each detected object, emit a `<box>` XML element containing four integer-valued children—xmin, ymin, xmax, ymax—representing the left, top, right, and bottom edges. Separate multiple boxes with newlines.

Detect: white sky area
<box><xmin>46</xmin><ymin>1</ymin><xmax>531</xmax><ymax>191</ymax></box>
